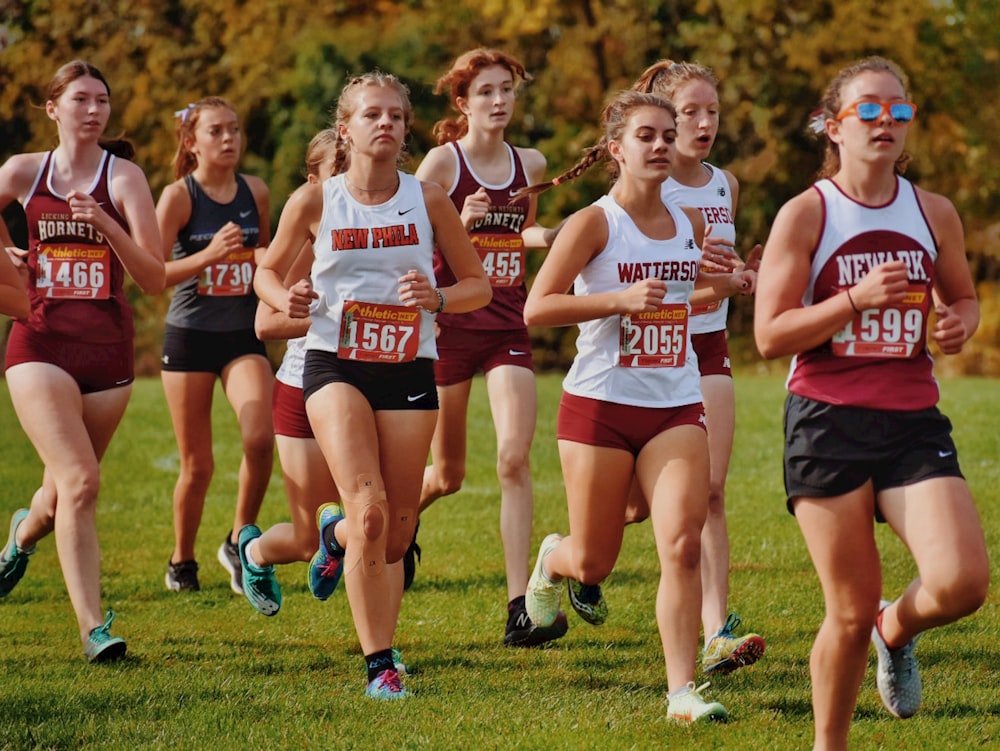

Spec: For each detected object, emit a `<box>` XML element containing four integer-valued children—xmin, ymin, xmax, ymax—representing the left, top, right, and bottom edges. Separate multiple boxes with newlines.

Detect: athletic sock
<box><xmin>365</xmin><ymin>649</ymin><xmax>396</xmax><ymax>682</ymax></box>
<box><xmin>322</xmin><ymin>520</ymin><xmax>344</xmax><ymax>557</ymax></box>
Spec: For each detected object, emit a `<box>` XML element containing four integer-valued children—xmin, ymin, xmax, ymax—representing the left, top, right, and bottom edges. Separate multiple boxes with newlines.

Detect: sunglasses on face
<box><xmin>836</xmin><ymin>100</ymin><xmax>917</xmax><ymax>124</ymax></box>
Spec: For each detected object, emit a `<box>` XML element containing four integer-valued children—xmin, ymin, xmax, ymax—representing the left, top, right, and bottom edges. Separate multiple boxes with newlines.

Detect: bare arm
<box><xmin>0</xmin><ymin>246</ymin><xmax>28</xmax><ymax>318</ymax></box>
<box><xmin>253</xmin><ymin>182</ymin><xmax>322</xmax><ymax>319</ymax></box>
<box><xmin>517</xmin><ymin>147</ymin><xmax>559</xmax><ymax>249</ymax></box>
<box><xmin>920</xmin><ymin>187</ymin><xmax>979</xmax><ymax>354</ymax></box>
<box><xmin>254</xmin><ymin>238</ymin><xmax>314</xmax><ymax>341</ymax></box>
<box><xmin>90</xmin><ymin>158</ymin><xmax>164</xmax><ymax>294</ymax></box>
<box><xmin>157</xmin><ymin>181</ymin><xmax>244</xmax><ymax>287</ymax></box>
<box><xmin>405</xmin><ymin>181</ymin><xmax>491</xmax><ymax>314</ymax></box>
<box><xmin>524</xmin><ymin>205</ymin><xmax>668</xmax><ymax>327</ymax></box>
<box><xmin>754</xmin><ymin>189</ymin><xmax>860</xmax><ymax>359</ymax></box>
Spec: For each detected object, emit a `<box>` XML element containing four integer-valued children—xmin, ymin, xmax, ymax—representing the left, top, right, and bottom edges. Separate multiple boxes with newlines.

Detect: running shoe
<box><xmin>702</xmin><ymin>612</ymin><xmax>765</xmax><ymax>674</ymax></box>
<box><xmin>402</xmin><ymin>521</ymin><xmax>421</xmax><ymax>591</ymax></box>
<box><xmin>308</xmin><ymin>503</ymin><xmax>344</xmax><ymax>600</ymax></box>
<box><xmin>667</xmin><ymin>682</ymin><xmax>729</xmax><ymax>723</ymax></box>
<box><xmin>504</xmin><ymin>602</ymin><xmax>568</xmax><ymax>647</ymax></box>
<box><xmin>391</xmin><ymin>648</ymin><xmax>409</xmax><ymax>676</ymax></box>
<box><xmin>872</xmin><ymin>599</ymin><xmax>922</xmax><ymax>718</ymax></box>
<box><xmin>84</xmin><ymin>610</ymin><xmax>127</xmax><ymax>663</ymax></box>
<box><xmin>0</xmin><ymin>508</ymin><xmax>34</xmax><ymax>598</ymax></box>
<box><xmin>365</xmin><ymin>668</ymin><xmax>409</xmax><ymax>700</ymax></box>
<box><xmin>165</xmin><ymin>559</ymin><xmax>200</xmax><ymax>592</ymax></box>
<box><xmin>217</xmin><ymin>531</ymin><xmax>244</xmax><ymax>595</ymax></box>
<box><xmin>525</xmin><ymin>533</ymin><xmax>564</xmax><ymax>629</ymax></box>
<box><xmin>238</xmin><ymin>525</ymin><xmax>281</xmax><ymax>616</ymax></box>
<box><xmin>567</xmin><ymin>579</ymin><xmax>608</xmax><ymax>626</ymax></box>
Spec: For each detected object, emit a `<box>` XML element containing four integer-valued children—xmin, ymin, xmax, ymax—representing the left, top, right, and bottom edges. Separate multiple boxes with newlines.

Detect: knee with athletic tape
<box><xmin>342</xmin><ymin>473</ymin><xmax>388</xmax><ymax>577</ymax></box>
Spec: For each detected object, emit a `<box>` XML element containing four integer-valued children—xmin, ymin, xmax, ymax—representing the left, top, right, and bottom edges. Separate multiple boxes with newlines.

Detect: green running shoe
<box><xmin>702</xmin><ymin>613</ymin><xmax>765</xmax><ymax>674</ymax></box>
<box><xmin>238</xmin><ymin>525</ymin><xmax>281</xmax><ymax>616</ymax></box>
<box><xmin>525</xmin><ymin>534</ymin><xmax>564</xmax><ymax>629</ymax></box>
<box><xmin>0</xmin><ymin>509</ymin><xmax>34</xmax><ymax>598</ymax></box>
<box><xmin>84</xmin><ymin>610</ymin><xmax>127</xmax><ymax>663</ymax></box>
<box><xmin>567</xmin><ymin>579</ymin><xmax>607</xmax><ymax>625</ymax></box>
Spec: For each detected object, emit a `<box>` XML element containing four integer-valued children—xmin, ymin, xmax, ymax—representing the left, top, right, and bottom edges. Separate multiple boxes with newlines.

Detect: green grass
<box><xmin>0</xmin><ymin>373</ymin><xmax>997</xmax><ymax>750</ymax></box>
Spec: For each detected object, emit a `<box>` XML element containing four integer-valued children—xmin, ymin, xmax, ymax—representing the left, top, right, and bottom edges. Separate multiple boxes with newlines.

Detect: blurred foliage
<box><xmin>1</xmin><ymin>0</ymin><xmax>997</xmax><ymax>373</ymax></box>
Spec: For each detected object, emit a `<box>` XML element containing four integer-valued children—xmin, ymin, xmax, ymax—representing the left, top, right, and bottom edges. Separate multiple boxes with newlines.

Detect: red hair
<box><xmin>431</xmin><ymin>48</ymin><xmax>531</xmax><ymax>144</ymax></box>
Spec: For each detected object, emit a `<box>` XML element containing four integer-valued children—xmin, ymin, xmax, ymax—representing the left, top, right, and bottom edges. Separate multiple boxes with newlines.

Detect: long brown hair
<box><xmin>46</xmin><ymin>60</ymin><xmax>134</xmax><ymax>159</ymax></box>
<box><xmin>813</xmin><ymin>56</ymin><xmax>911</xmax><ymax>178</ymax></box>
<box><xmin>170</xmin><ymin>96</ymin><xmax>237</xmax><ymax>179</ymax></box>
<box><xmin>512</xmin><ymin>90</ymin><xmax>675</xmax><ymax>200</ymax></box>
<box><xmin>431</xmin><ymin>48</ymin><xmax>531</xmax><ymax>145</ymax></box>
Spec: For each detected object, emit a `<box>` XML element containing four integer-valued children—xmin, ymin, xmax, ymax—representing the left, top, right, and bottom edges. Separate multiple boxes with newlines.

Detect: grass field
<box><xmin>0</xmin><ymin>372</ymin><xmax>997</xmax><ymax>750</ymax></box>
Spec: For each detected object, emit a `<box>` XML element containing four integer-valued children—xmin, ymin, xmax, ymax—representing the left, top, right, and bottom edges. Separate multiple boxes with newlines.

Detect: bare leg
<box><xmin>6</xmin><ymin>363</ymin><xmax>130</xmax><ymax>643</ymax></box>
<box><xmin>485</xmin><ymin>365</ymin><xmax>536</xmax><ymax>600</ymax></box>
<box><xmin>794</xmin><ymin>487</ymin><xmax>882</xmax><ymax>751</ymax></box>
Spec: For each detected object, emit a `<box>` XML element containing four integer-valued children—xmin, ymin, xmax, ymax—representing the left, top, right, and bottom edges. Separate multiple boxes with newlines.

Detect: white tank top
<box><xmin>562</xmin><ymin>194</ymin><xmax>704</xmax><ymax>408</ymax></box>
<box><xmin>661</xmin><ymin>164</ymin><xmax>734</xmax><ymax>334</ymax></box>
<box><xmin>276</xmin><ymin>335</ymin><xmax>307</xmax><ymax>388</ymax></box>
<box><xmin>305</xmin><ymin>172</ymin><xmax>438</xmax><ymax>360</ymax></box>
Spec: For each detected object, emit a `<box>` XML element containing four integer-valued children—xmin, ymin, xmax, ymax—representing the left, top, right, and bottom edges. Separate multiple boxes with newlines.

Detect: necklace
<box><xmin>345</xmin><ymin>173</ymin><xmax>399</xmax><ymax>193</ymax></box>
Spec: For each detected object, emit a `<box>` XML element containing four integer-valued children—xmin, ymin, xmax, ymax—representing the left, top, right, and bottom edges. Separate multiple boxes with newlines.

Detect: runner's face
<box><xmin>346</xmin><ymin>86</ymin><xmax>407</xmax><ymax>157</ymax></box>
<box><xmin>48</xmin><ymin>76</ymin><xmax>110</xmax><ymax>139</ymax></box>
<box><xmin>613</xmin><ymin>106</ymin><xmax>677</xmax><ymax>182</ymax></box>
<box><xmin>831</xmin><ymin>71</ymin><xmax>909</xmax><ymax>164</ymax></box>
<box><xmin>672</xmin><ymin>79</ymin><xmax>719</xmax><ymax>162</ymax></box>
<box><xmin>459</xmin><ymin>65</ymin><xmax>515</xmax><ymax>133</ymax></box>
<box><xmin>190</xmin><ymin>107</ymin><xmax>241</xmax><ymax>168</ymax></box>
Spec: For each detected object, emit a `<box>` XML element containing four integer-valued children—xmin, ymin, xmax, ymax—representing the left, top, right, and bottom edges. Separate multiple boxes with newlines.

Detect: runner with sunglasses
<box><xmin>754</xmin><ymin>56</ymin><xmax>988</xmax><ymax>751</ymax></box>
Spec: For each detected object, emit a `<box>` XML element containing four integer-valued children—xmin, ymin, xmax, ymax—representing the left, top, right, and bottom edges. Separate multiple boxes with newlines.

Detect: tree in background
<box><xmin>1</xmin><ymin>0</ymin><xmax>997</xmax><ymax>371</ymax></box>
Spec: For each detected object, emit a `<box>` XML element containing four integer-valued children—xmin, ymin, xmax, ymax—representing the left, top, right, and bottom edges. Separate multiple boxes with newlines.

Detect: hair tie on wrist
<box><xmin>846</xmin><ymin>287</ymin><xmax>861</xmax><ymax>314</ymax></box>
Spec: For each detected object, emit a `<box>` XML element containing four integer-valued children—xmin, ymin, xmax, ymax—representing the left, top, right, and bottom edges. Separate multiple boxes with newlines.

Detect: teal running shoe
<box><xmin>525</xmin><ymin>533</ymin><xmax>564</xmax><ymax>629</ymax></box>
<box><xmin>308</xmin><ymin>503</ymin><xmax>344</xmax><ymax>600</ymax></box>
<box><xmin>567</xmin><ymin>579</ymin><xmax>608</xmax><ymax>625</ymax></box>
<box><xmin>366</xmin><ymin>668</ymin><xmax>409</xmax><ymax>700</ymax></box>
<box><xmin>84</xmin><ymin>610</ymin><xmax>127</xmax><ymax>663</ymax></box>
<box><xmin>238</xmin><ymin>525</ymin><xmax>281</xmax><ymax>616</ymax></box>
<box><xmin>872</xmin><ymin>599</ymin><xmax>921</xmax><ymax>718</ymax></box>
<box><xmin>0</xmin><ymin>509</ymin><xmax>34</xmax><ymax>598</ymax></box>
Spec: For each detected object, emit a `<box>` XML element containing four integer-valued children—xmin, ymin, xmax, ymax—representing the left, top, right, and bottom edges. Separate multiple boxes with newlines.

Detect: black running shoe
<box><xmin>402</xmin><ymin>522</ymin><xmax>421</xmax><ymax>591</ymax></box>
<box><xmin>165</xmin><ymin>559</ymin><xmax>200</xmax><ymax>591</ymax></box>
<box><xmin>504</xmin><ymin>603</ymin><xmax>569</xmax><ymax>647</ymax></box>
<box><xmin>218</xmin><ymin>531</ymin><xmax>244</xmax><ymax>595</ymax></box>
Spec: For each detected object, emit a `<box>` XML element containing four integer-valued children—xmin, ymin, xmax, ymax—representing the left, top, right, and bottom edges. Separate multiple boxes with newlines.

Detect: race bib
<box><xmin>35</xmin><ymin>243</ymin><xmax>111</xmax><ymax>299</ymax></box>
<box><xmin>619</xmin><ymin>303</ymin><xmax>688</xmax><ymax>368</ymax></box>
<box><xmin>831</xmin><ymin>284</ymin><xmax>930</xmax><ymax>358</ymax></box>
<box><xmin>338</xmin><ymin>300</ymin><xmax>421</xmax><ymax>363</ymax></box>
<box><xmin>198</xmin><ymin>248</ymin><xmax>256</xmax><ymax>296</ymax></box>
<box><xmin>472</xmin><ymin>234</ymin><xmax>525</xmax><ymax>287</ymax></box>
<box><xmin>690</xmin><ymin>301</ymin><xmax>722</xmax><ymax>316</ymax></box>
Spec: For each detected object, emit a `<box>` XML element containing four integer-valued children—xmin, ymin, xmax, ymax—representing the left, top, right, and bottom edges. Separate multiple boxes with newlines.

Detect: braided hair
<box><xmin>511</xmin><ymin>90</ymin><xmax>676</xmax><ymax>201</ymax></box>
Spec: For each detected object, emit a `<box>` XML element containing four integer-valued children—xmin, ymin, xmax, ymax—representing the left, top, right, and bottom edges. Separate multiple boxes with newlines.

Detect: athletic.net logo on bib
<box><xmin>338</xmin><ymin>300</ymin><xmax>421</xmax><ymax>363</ymax></box>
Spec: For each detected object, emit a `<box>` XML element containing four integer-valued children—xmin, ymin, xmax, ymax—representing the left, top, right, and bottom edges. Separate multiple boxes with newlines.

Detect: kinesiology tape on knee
<box><xmin>342</xmin><ymin>473</ymin><xmax>388</xmax><ymax>577</ymax></box>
